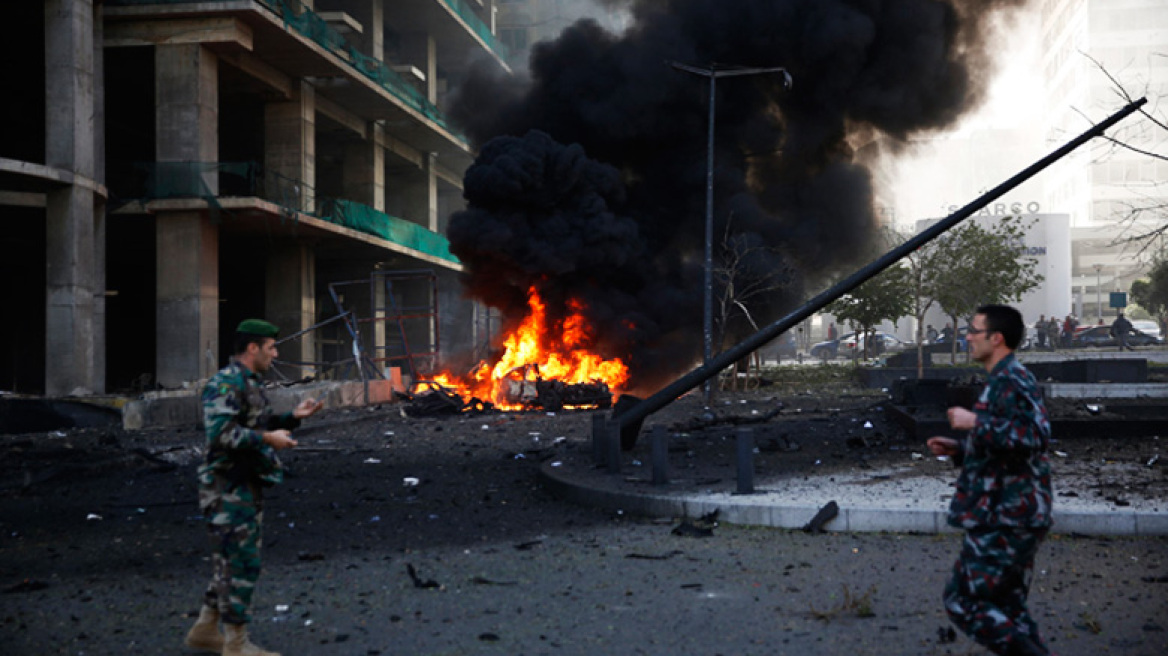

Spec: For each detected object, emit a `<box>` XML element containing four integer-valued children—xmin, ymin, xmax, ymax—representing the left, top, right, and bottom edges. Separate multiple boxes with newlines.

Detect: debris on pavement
<box><xmin>671</xmin><ymin>521</ymin><xmax>714</xmax><ymax>538</ymax></box>
<box><xmin>470</xmin><ymin>576</ymin><xmax>518</xmax><ymax>586</ymax></box>
<box><xmin>672</xmin><ymin>510</ymin><xmax>719</xmax><ymax>538</ymax></box>
<box><xmin>802</xmin><ymin>501</ymin><xmax>840</xmax><ymax>533</ymax></box>
<box><xmin>406</xmin><ymin>563</ymin><xmax>441</xmax><ymax>590</ymax></box>
<box><xmin>4</xmin><ymin>579</ymin><xmax>49</xmax><ymax>594</ymax></box>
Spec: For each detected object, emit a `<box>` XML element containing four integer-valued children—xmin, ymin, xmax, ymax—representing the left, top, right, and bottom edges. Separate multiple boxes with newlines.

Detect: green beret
<box><xmin>236</xmin><ymin>319</ymin><xmax>279</xmax><ymax>338</ymax></box>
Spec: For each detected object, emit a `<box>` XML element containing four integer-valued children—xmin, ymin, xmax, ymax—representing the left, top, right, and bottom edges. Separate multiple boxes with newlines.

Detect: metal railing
<box><xmin>437</xmin><ymin>0</ymin><xmax>511</xmax><ymax>61</ymax></box>
<box><xmin>116</xmin><ymin>161</ymin><xmax>459</xmax><ymax>264</ymax></box>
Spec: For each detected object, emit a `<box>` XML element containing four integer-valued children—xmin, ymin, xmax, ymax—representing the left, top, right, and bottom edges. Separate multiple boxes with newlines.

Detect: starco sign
<box><xmin>945</xmin><ymin>201</ymin><xmax>1042</xmax><ymax>216</ymax></box>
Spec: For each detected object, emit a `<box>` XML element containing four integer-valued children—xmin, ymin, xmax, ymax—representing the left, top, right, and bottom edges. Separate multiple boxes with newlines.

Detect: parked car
<box><xmin>810</xmin><ymin>332</ymin><xmax>851</xmax><ymax>360</ymax></box>
<box><xmin>1131</xmin><ymin>320</ymin><xmax>1162</xmax><ymax>343</ymax></box>
<box><xmin>840</xmin><ymin>331</ymin><xmax>913</xmax><ymax>357</ymax></box>
<box><xmin>1071</xmin><ymin>325</ymin><xmax>1159</xmax><ymax>348</ymax></box>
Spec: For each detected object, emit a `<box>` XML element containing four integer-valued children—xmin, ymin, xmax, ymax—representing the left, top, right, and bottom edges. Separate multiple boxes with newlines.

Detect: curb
<box><xmin>538</xmin><ymin>462</ymin><xmax>1168</xmax><ymax>536</ymax></box>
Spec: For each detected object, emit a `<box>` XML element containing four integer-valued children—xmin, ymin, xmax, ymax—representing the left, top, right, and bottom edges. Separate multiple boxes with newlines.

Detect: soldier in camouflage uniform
<box><xmin>184</xmin><ymin>319</ymin><xmax>322</xmax><ymax>656</ymax></box>
<box><xmin>928</xmin><ymin>305</ymin><xmax>1054</xmax><ymax>656</ymax></box>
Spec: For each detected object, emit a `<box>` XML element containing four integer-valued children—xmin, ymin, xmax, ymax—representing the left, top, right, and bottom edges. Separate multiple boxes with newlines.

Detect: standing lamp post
<box><xmin>1094</xmin><ymin>263</ymin><xmax>1103</xmax><ymax>321</ymax></box>
<box><xmin>670</xmin><ymin>61</ymin><xmax>791</xmax><ymax>405</ymax></box>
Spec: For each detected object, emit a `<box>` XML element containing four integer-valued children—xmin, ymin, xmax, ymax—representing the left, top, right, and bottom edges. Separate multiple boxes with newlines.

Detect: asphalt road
<box><xmin>1</xmin><ymin>401</ymin><xmax>1166</xmax><ymax>655</ymax></box>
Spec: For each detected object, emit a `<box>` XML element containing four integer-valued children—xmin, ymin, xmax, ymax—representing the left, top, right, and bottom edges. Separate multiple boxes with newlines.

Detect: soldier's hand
<box><xmin>293</xmin><ymin>398</ymin><xmax>324</xmax><ymax>419</ymax></box>
<box><xmin>947</xmin><ymin>406</ymin><xmax>977</xmax><ymax>431</ymax></box>
<box><xmin>264</xmin><ymin>429</ymin><xmax>298</xmax><ymax>450</ymax></box>
<box><xmin>926</xmin><ymin>437</ymin><xmax>959</xmax><ymax>457</ymax></box>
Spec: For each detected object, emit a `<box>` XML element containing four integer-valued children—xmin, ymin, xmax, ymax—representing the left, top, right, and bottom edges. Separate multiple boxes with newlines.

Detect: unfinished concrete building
<box><xmin>4</xmin><ymin>0</ymin><xmax>507</xmax><ymax>396</ymax></box>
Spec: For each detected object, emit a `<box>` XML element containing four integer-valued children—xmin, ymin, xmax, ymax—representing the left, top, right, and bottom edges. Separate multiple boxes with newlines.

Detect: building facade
<box><xmin>1039</xmin><ymin>0</ymin><xmax>1168</xmax><ymax>319</ymax></box>
<box><xmin>3</xmin><ymin>0</ymin><xmax>510</xmax><ymax>395</ymax></box>
<box><xmin>886</xmin><ymin>1</ymin><xmax>1167</xmax><ymax>328</ymax></box>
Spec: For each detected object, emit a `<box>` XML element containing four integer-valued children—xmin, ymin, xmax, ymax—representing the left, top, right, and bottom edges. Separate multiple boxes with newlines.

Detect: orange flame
<box><xmin>416</xmin><ymin>287</ymin><xmax>629</xmax><ymax>409</ymax></box>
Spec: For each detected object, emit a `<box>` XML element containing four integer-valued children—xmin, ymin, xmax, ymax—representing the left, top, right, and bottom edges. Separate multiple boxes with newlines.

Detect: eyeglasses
<box><xmin>966</xmin><ymin>328</ymin><xmax>993</xmax><ymax>335</ymax></box>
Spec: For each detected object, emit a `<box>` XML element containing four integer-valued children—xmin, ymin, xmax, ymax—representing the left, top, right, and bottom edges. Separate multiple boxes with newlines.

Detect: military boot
<box><xmin>183</xmin><ymin>605</ymin><xmax>224</xmax><ymax>652</ymax></box>
<box><xmin>222</xmin><ymin>623</ymin><xmax>281</xmax><ymax>656</ymax></box>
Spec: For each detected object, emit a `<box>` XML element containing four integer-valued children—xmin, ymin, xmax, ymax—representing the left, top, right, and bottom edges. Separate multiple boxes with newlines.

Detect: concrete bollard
<box><xmin>736</xmin><ymin>427</ymin><xmax>754</xmax><ymax>494</ymax></box>
<box><xmin>606</xmin><ymin>420</ymin><xmax>622</xmax><ymax>474</ymax></box>
<box><xmin>651</xmin><ymin>424</ymin><xmax>669</xmax><ymax>485</ymax></box>
<box><xmin>592</xmin><ymin>413</ymin><xmax>607</xmax><ymax>467</ymax></box>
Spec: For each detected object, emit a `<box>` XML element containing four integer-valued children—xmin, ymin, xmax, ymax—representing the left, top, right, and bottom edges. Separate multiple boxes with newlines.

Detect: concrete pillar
<box><xmin>155</xmin><ymin>43</ymin><xmax>220</xmax><ymax>387</ymax></box>
<box><xmin>93</xmin><ymin>7</ymin><xmax>106</xmax><ymax>392</ymax></box>
<box><xmin>343</xmin><ymin>122</ymin><xmax>384</xmax><ymax>211</ymax></box>
<box><xmin>399</xmin><ymin>153</ymin><xmax>438</xmax><ymax>231</ymax></box>
<box><xmin>156</xmin><ymin>212</ymin><xmax>219</xmax><ymax>386</ymax></box>
<box><xmin>265</xmin><ymin>242</ymin><xmax>316</xmax><ymax>377</ymax></box>
<box><xmin>348</xmin><ymin>0</ymin><xmax>383</xmax><ymax>61</ymax></box>
<box><xmin>156</xmin><ymin>44</ymin><xmax>218</xmax><ymax>193</ymax></box>
<box><xmin>45</xmin><ymin>0</ymin><xmax>101</xmax><ymax>395</ymax></box>
<box><xmin>265</xmin><ymin>80</ymin><xmax>316</xmax><ymax>213</ymax></box>
<box><xmin>93</xmin><ymin>196</ymin><xmax>106</xmax><ymax>393</ymax></box>
<box><xmin>399</xmin><ymin>32</ymin><xmax>437</xmax><ymax>104</ymax></box>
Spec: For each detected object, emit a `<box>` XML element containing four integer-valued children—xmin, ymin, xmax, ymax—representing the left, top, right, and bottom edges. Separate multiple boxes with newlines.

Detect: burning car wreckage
<box><xmin>402</xmin><ymin>363</ymin><xmax>614</xmax><ymax>416</ymax></box>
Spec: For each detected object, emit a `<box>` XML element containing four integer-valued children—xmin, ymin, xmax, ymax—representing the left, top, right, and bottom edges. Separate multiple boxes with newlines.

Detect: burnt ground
<box><xmin>1</xmin><ymin>381</ymin><xmax>1166</xmax><ymax>655</ymax></box>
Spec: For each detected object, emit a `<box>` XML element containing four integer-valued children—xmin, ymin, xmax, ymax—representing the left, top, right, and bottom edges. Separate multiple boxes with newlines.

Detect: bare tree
<box><xmin>1075</xmin><ymin>51</ymin><xmax>1168</xmax><ymax>251</ymax></box>
<box><xmin>712</xmin><ymin>217</ymin><xmax>798</xmax><ymax>391</ymax></box>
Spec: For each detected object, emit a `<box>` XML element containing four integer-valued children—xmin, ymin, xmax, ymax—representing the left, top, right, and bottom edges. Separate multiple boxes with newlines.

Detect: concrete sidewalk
<box><xmin>540</xmin><ymin>452</ymin><xmax>1168</xmax><ymax>536</ymax></box>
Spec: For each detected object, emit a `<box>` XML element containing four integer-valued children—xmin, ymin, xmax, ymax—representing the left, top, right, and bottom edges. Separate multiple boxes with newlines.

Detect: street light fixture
<box><xmin>1094</xmin><ymin>263</ymin><xmax>1103</xmax><ymax>321</ymax></box>
<box><xmin>670</xmin><ymin>61</ymin><xmax>791</xmax><ymax>405</ymax></box>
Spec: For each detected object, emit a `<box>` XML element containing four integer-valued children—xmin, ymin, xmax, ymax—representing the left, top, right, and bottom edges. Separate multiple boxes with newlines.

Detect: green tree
<box><xmin>902</xmin><ymin>230</ymin><xmax>957</xmax><ymax>375</ymax></box>
<box><xmin>931</xmin><ymin>217</ymin><xmax>1044</xmax><ymax>360</ymax></box>
<box><xmin>1130</xmin><ymin>255</ymin><xmax>1168</xmax><ymax>334</ymax></box>
<box><xmin>827</xmin><ymin>264</ymin><xmax>914</xmax><ymax>360</ymax></box>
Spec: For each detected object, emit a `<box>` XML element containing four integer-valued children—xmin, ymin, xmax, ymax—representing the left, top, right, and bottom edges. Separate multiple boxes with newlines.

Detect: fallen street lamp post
<box><xmin>603</xmin><ymin>97</ymin><xmax>1148</xmax><ymax>451</ymax></box>
<box><xmin>670</xmin><ymin>61</ymin><xmax>792</xmax><ymax>406</ymax></box>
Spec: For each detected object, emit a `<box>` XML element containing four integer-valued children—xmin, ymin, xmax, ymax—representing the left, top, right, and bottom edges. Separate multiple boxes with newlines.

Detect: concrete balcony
<box><xmin>387</xmin><ymin>0</ymin><xmax>512</xmax><ymax>72</ymax></box>
<box><xmin>103</xmin><ymin>0</ymin><xmax>475</xmax><ymax>169</ymax></box>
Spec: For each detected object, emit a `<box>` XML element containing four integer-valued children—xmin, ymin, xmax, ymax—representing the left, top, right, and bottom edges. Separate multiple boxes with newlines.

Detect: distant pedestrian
<box><xmin>1033</xmin><ymin>315</ymin><xmax>1046</xmax><ymax>348</ymax></box>
<box><xmin>940</xmin><ymin>322</ymin><xmax>954</xmax><ymax>343</ymax></box>
<box><xmin>927</xmin><ymin>305</ymin><xmax>1053</xmax><ymax>656</ymax></box>
<box><xmin>827</xmin><ymin>322</ymin><xmax>837</xmax><ymax>341</ymax></box>
<box><xmin>926</xmin><ymin>324</ymin><xmax>939</xmax><ymax>343</ymax></box>
<box><xmin>1110</xmin><ymin>311</ymin><xmax>1133</xmax><ymax>351</ymax></box>
<box><xmin>1061</xmin><ymin>315</ymin><xmax>1075</xmax><ymax>348</ymax></box>
<box><xmin>1045</xmin><ymin>318</ymin><xmax>1059</xmax><ymax>350</ymax></box>
<box><xmin>185</xmin><ymin>319</ymin><xmax>323</xmax><ymax>656</ymax></box>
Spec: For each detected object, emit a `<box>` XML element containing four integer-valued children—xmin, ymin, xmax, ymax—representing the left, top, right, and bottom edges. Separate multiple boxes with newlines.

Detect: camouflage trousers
<box><xmin>944</xmin><ymin>526</ymin><xmax>1049</xmax><ymax>655</ymax></box>
<box><xmin>198</xmin><ymin>476</ymin><xmax>264</xmax><ymax>625</ymax></box>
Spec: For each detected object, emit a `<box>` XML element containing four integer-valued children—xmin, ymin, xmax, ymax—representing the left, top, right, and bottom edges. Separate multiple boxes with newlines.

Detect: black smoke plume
<box><xmin>447</xmin><ymin>0</ymin><xmax>1028</xmax><ymax>391</ymax></box>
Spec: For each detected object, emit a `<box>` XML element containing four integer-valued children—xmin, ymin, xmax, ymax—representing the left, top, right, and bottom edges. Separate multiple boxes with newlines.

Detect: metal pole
<box><xmin>703</xmin><ymin>72</ymin><xmax>716</xmax><ymax>406</ymax></box>
<box><xmin>671</xmin><ymin>62</ymin><xmax>791</xmax><ymax>407</ymax></box>
<box><xmin>1095</xmin><ymin>264</ymin><xmax>1102</xmax><ymax>321</ymax></box>
<box><xmin>614</xmin><ymin>97</ymin><xmax>1147</xmax><ymax>432</ymax></box>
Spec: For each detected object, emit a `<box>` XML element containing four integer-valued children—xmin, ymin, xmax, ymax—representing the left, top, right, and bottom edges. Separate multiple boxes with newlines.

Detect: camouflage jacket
<box><xmin>199</xmin><ymin>359</ymin><xmax>299</xmax><ymax>488</ymax></box>
<box><xmin>948</xmin><ymin>353</ymin><xmax>1053</xmax><ymax>530</ymax></box>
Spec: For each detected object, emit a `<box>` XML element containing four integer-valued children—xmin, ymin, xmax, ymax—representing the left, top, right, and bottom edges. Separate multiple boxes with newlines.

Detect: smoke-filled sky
<box><xmin>447</xmin><ymin>0</ymin><xmax>1029</xmax><ymax>390</ymax></box>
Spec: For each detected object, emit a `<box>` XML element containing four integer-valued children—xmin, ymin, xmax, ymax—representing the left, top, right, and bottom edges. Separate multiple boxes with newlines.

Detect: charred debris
<box><xmin>403</xmin><ymin>364</ymin><xmax>614</xmax><ymax>417</ymax></box>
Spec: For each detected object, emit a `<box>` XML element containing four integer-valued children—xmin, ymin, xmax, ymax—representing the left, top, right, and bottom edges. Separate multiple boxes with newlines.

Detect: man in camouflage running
<box><xmin>927</xmin><ymin>305</ymin><xmax>1054</xmax><ymax>656</ymax></box>
<box><xmin>184</xmin><ymin>319</ymin><xmax>322</xmax><ymax>656</ymax></box>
